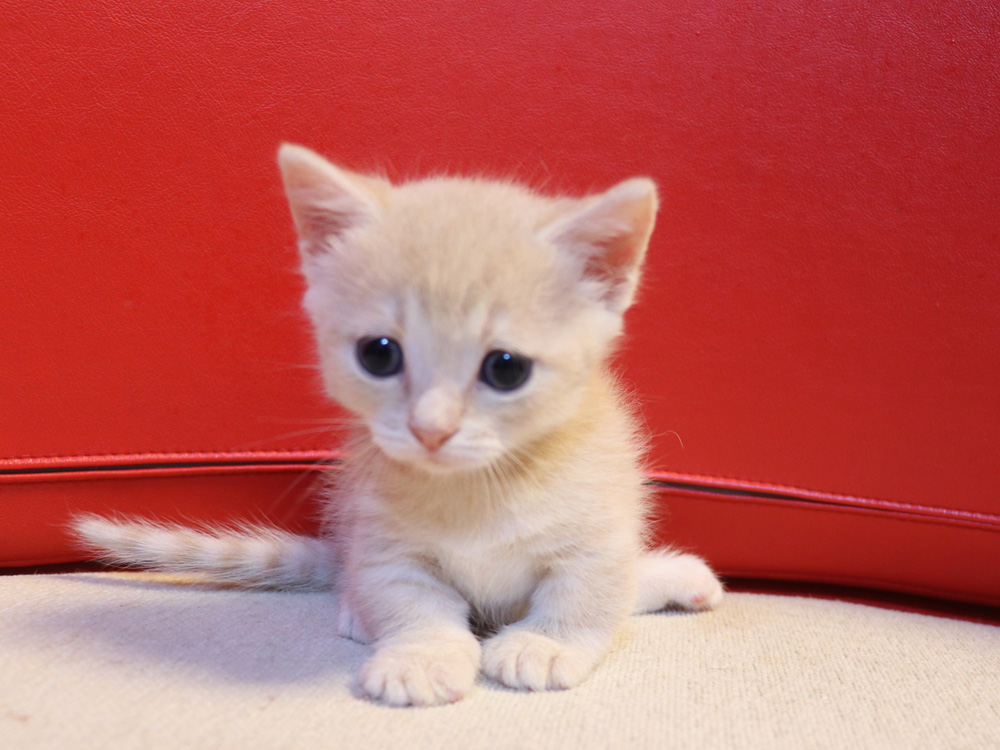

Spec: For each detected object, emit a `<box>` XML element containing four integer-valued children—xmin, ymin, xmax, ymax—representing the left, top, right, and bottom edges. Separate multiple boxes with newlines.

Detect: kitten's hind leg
<box><xmin>634</xmin><ymin>549</ymin><xmax>724</xmax><ymax>613</ymax></box>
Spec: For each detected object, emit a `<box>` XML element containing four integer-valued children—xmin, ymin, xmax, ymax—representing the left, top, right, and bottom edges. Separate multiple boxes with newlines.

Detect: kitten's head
<box><xmin>278</xmin><ymin>144</ymin><xmax>657</xmax><ymax>475</ymax></box>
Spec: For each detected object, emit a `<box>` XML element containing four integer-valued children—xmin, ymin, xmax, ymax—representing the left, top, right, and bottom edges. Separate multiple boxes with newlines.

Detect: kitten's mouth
<box><xmin>411</xmin><ymin>449</ymin><xmax>486</xmax><ymax>475</ymax></box>
<box><xmin>380</xmin><ymin>443</ymin><xmax>495</xmax><ymax>476</ymax></box>
<box><xmin>368</xmin><ymin>426</ymin><xmax>501</xmax><ymax>475</ymax></box>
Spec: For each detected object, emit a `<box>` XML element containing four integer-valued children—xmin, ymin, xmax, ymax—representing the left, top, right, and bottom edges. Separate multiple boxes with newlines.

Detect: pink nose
<box><xmin>408</xmin><ymin>424</ymin><xmax>457</xmax><ymax>453</ymax></box>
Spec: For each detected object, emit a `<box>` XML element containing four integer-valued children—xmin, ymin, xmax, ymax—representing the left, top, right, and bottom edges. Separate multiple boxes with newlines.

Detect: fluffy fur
<box><xmin>74</xmin><ymin>144</ymin><xmax>723</xmax><ymax>707</ymax></box>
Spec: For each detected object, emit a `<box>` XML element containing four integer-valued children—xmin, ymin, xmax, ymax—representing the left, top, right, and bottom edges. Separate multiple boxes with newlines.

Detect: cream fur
<box><xmin>73</xmin><ymin>144</ymin><xmax>722</xmax><ymax>707</ymax></box>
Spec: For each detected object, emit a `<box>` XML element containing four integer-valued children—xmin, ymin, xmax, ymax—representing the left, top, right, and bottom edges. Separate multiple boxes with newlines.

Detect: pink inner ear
<box><xmin>581</xmin><ymin>221</ymin><xmax>648</xmax><ymax>286</ymax></box>
<box><xmin>289</xmin><ymin>189</ymin><xmax>373</xmax><ymax>253</ymax></box>
<box><xmin>556</xmin><ymin>179</ymin><xmax>658</xmax><ymax>307</ymax></box>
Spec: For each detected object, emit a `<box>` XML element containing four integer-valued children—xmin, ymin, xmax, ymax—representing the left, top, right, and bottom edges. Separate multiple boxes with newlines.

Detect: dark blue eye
<box><xmin>356</xmin><ymin>337</ymin><xmax>403</xmax><ymax>377</ymax></box>
<box><xmin>480</xmin><ymin>350</ymin><xmax>532</xmax><ymax>391</ymax></box>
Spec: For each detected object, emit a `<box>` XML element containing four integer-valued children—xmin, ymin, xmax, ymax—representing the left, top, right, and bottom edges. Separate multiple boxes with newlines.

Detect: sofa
<box><xmin>4</xmin><ymin>4</ymin><xmax>999</xmax><ymax>748</ymax></box>
<box><xmin>4</xmin><ymin>0</ymin><xmax>997</xmax><ymax>607</ymax></box>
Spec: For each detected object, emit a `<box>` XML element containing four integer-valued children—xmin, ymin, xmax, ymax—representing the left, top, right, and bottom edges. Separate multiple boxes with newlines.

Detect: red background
<box><xmin>2</xmin><ymin>1</ymin><xmax>998</xmax><ymax>603</ymax></box>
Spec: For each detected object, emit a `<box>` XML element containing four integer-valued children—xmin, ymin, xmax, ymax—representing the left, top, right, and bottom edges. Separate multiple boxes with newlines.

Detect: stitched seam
<box><xmin>649</xmin><ymin>469</ymin><xmax>998</xmax><ymax>524</ymax></box>
<box><xmin>653</xmin><ymin>489</ymin><xmax>1000</xmax><ymax>532</ymax></box>
<box><xmin>655</xmin><ymin>486</ymin><xmax>1000</xmax><ymax>528</ymax></box>
<box><xmin>651</xmin><ymin>468</ymin><xmax>916</xmax><ymax>506</ymax></box>
<box><xmin>0</xmin><ymin>449</ymin><xmax>337</xmax><ymax>464</ymax></box>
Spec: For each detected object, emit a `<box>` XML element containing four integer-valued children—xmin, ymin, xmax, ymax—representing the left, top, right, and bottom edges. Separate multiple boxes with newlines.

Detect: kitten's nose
<box><xmin>408</xmin><ymin>423</ymin><xmax>457</xmax><ymax>453</ymax></box>
<box><xmin>408</xmin><ymin>385</ymin><xmax>462</xmax><ymax>453</ymax></box>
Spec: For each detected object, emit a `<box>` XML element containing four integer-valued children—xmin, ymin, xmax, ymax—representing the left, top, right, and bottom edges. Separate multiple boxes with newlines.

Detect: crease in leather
<box><xmin>649</xmin><ymin>472</ymin><xmax>1000</xmax><ymax>528</ymax></box>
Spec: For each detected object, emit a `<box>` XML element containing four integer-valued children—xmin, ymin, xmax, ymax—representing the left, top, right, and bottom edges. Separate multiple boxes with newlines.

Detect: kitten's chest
<box><xmin>429</xmin><ymin>519</ymin><xmax>547</xmax><ymax>615</ymax></box>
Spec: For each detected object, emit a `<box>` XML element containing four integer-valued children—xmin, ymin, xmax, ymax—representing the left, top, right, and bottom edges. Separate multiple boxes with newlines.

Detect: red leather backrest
<box><xmin>3</xmin><ymin>2</ymin><xmax>998</xmax><ymax>599</ymax></box>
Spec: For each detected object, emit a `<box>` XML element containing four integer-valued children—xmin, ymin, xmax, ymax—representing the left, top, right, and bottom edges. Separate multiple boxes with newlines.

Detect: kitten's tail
<box><xmin>72</xmin><ymin>516</ymin><xmax>334</xmax><ymax>590</ymax></box>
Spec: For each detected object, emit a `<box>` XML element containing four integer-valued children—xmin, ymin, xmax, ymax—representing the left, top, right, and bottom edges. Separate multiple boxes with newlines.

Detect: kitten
<box><xmin>74</xmin><ymin>144</ymin><xmax>723</xmax><ymax>707</ymax></box>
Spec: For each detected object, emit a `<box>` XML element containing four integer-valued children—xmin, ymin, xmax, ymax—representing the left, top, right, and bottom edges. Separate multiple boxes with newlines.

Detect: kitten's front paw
<box><xmin>481</xmin><ymin>629</ymin><xmax>598</xmax><ymax>692</ymax></box>
<box><xmin>358</xmin><ymin>634</ymin><xmax>480</xmax><ymax>707</ymax></box>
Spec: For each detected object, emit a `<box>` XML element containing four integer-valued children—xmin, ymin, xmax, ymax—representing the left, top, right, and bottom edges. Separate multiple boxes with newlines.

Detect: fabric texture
<box><xmin>1</xmin><ymin>573</ymin><xmax>997</xmax><ymax>749</ymax></box>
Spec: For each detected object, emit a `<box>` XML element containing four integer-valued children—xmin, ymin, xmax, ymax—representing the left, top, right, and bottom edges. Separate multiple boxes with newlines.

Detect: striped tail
<box><xmin>72</xmin><ymin>516</ymin><xmax>334</xmax><ymax>590</ymax></box>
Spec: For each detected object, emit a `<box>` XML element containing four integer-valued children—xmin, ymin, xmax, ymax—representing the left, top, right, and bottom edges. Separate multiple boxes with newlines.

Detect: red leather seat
<box><xmin>3</xmin><ymin>1</ymin><xmax>998</xmax><ymax>605</ymax></box>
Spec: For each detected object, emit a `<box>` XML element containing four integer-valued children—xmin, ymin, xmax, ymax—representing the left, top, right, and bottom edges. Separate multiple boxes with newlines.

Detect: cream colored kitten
<box><xmin>75</xmin><ymin>144</ymin><xmax>722</xmax><ymax>707</ymax></box>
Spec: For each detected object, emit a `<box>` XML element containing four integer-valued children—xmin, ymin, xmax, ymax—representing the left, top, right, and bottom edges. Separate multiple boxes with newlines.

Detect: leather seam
<box><xmin>0</xmin><ymin>449</ymin><xmax>338</xmax><ymax>466</ymax></box>
<box><xmin>665</xmin><ymin>488</ymin><xmax>1000</xmax><ymax>534</ymax></box>
<box><xmin>3</xmin><ymin>455</ymin><xmax>995</xmax><ymax>526</ymax></box>
<box><xmin>653</xmin><ymin>487</ymin><xmax>1000</xmax><ymax>532</ymax></box>
<box><xmin>649</xmin><ymin>469</ymin><xmax>998</xmax><ymax>525</ymax></box>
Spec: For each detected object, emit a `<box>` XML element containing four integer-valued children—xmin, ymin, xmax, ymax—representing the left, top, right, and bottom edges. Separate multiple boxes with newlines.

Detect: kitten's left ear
<box><xmin>543</xmin><ymin>178</ymin><xmax>658</xmax><ymax>313</ymax></box>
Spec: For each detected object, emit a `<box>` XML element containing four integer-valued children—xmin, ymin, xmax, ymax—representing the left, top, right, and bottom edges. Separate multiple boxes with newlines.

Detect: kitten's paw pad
<box><xmin>671</xmin><ymin>554</ymin><xmax>724</xmax><ymax>611</ymax></box>
<box><xmin>481</xmin><ymin>630</ymin><xmax>596</xmax><ymax>692</ymax></box>
<box><xmin>358</xmin><ymin>638</ymin><xmax>480</xmax><ymax>707</ymax></box>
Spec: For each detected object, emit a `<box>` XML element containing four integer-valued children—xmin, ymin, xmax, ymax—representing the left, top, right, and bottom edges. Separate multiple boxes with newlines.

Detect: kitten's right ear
<box><xmin>277</xmin><ymin>144</ymin><xmax>387</xmax><ymax>256</ymax></box>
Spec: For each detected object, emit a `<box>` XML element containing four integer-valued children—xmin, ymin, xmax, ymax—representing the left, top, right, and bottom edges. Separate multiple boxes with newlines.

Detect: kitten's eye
<box><xmin>480</xmin><ymin>350</ymin><xmax>532</xmax><ymax>391</ymax></box>
<box><xmin>356</xmin><ymin>337</ymin><xmax>404</xmax><ymax>377</ymax></box>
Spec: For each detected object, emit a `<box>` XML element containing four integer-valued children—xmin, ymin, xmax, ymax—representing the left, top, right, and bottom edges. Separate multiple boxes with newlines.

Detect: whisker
<box><xmin>231</xmin><ymin>426</ymin><xmax>343</xmax><ymax>449</ymax></box>
<box><xmin>257</xmin><ymin>416</ymin><xmax>354</xmax><ymax>426</ymax></box>
<box><xmin>240</xmin><ymin>415</ymin><xmax>366</xmax><ymax>450</ymax></box>
<box><xmin>482</xmin><ymin>462</ymin><xmax>505</xmax><ymax>503</ymax></box>
<box><xmin>266</xmin><ymin>363</ymin><xmax>324</xmax><ymax>372</ymax></box>
<box><xmin>262</xmin><ymin>450</ymin><xmax>342</xmax><ymax>522</ymax></box>
<box><xmin>647</xmin><ymin>428</ymin><xmax>685</xmax><ymax>450</ymax></box>
<box><xmin>502</xmin><ymin>449</ymin><xmax>545</xmax><ymax>496</ymax></box>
